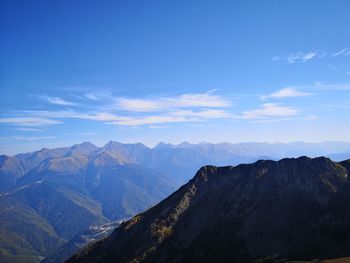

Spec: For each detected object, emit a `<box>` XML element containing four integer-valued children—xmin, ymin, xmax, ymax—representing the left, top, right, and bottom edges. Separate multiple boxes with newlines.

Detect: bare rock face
<box><xmin>68</xmin><ymin>157</ymin><xmax>350</xmax><ymax>263</ymax></box>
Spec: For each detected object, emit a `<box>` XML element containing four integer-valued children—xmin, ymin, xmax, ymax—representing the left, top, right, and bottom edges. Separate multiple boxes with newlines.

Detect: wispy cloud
<box><xmin>301</xmin><ymin>52</ymin><xmax>318</xmax><ymax>61</ymax></box>
<box><xmin>328</xmin><ymin>64</ymin><xmax>338</xmax><ymax>71</ymax></box>
<box><xmin>273</xmin><ymin>48</ymin><xmax>350</xmax><ymax>64</ymax></box>
<box><xmin>262</xmin><ymin>88</ymin><xmax>313</xmax><ymax>100</ymax></box>
<box><xmin>42</xmin><ymin>96</ymin><xmax>77</xmax><ymax>106</ymax></box>
<box><xmin>114</xmin><ymin>91</ymin><xmax>230</xmax><ymax>112</ymax></box>
<box><xmin>265</xmin><ymin>82</ymin><xmax>350</xmax><ymax>93</ymax></box>
<box><xmin>12</xmin><ymin>136</ymin><xmax>56</xmax><ymax>141</ymax></box>
<box><xmin>305</xmin><ymin>114</ymin><xmax>318</xmax><ymax>120</ymax></box>
<box><xmin>84</xmin><ymin>93</ymin><xmax>100</xmax><ymax>101</ymax></box>
<box><xmin>312</xmin><ymin>82</ymin><xmax>350</xmax><ymax>91</ymax></box>
<box><xmin>149</xmin><ymin>125</ymin><xmax>170</xmax><ymax>129</ymax></box>
<box><xmin>273</xmin><ymin>51</ymin><xmax>321</xmax><ymax>64</ymax></box>
<box><xmin>106</xmin><ymin>109</ymin><xmax>231</xmax><ymax>126</ymax></box>
<box><xmin>287</xmin><ymin>51</ymin><xmax>319</xmax><ymax>63</ymax></box>
<box><xmin>240</xmin><ymin>103</ymin><xmax>299</xmax><ymax>119</ymax></box>
<box><xmin>14</xmin><ymin>127</ymin><xmax>44</xmax><ymax>132</ymax></box>
<box><xmin>1</xmin><ymin>90</ymin><xmax>319</xmax><ymax>128</ymax></box>
<box><xmin>332</xmin><ymin>48</ymin><xmax>350</xmax><ymax>57</ymax></box>
<box><xmin>63</xmin><ymin>132</ymin><xmax>96</xmax><ymax>136</ymax></box>
<box><xmin>20</xmin><ymin>110</ymin><xmax>126</xmax><ymax>122</ymax></box>
<box><xmin>0</xmin><ymin>117</ymin><xmax>62</xmax><ymax>127</ymax></box>
<box><xmin>84</xmin><ymin>91</ymin><xmax>112</xmax><ymax>101</ymax></box>
<box><xmin>11</xmin><ymin>106</ymin><xmax>232</xmax><ymax>127</ymax></box>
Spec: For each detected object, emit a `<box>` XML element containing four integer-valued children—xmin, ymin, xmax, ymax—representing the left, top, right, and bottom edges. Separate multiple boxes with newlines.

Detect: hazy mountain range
<box><xmin>69</xmin><ymin>157</ymin><xmax>350</xmax><ymax>263</ymax></box>
<box><xmin>0</xmin><ymin>141</ymin><xmax>350</xmax><ymax>262</ymax></box>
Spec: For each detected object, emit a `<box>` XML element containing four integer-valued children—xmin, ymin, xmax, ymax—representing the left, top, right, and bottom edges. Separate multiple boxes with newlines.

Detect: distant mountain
<box><xmin>15</xmin><ymin>147</ymin><xmax>70</xmax><ymax>172</ymax></box>
<box><xmin>0</xmin><ymin>142</ymin><xmax>175</xmax><ymax>263</ymax></box>
<box><xmin>327</xmin><ymin>152</ymin><xmax>350</xmax><ymax>162</ymax></box>
<box><xmin>138</xmin><ymin>141</ymin><xmax>350</xmax><ymax>183</ymax></box>
<box><xmin>66</xmin><ymin>142</ymin><xmax>99</xmax><ymax>157</ymax></box>
<box><xmin>1</xmin><ymin>141</ymin><xmax>350</xmax><ymax>262</ymax></box>
<box><xmin>0</xmin><ymin>155</ymin><xmax>26</xmax><ymax>191</ymax></box>
<box><xmin>69</xmin><ymin>157</ymin><xmax>350</xmax><ymax>263</ymax></box>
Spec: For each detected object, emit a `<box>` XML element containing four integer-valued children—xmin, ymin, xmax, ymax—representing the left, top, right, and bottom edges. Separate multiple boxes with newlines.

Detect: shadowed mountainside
<box><xmin>69</xmin><ymin>157</ymin><xmax>350</xmax><ymax>263</ymax></box>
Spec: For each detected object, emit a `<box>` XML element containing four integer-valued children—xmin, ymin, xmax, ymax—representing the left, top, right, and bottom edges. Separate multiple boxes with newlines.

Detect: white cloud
<box><xmin>114</xmin><ymin>91</ymin><xmax>230</xmax><ymax>112</ymax></box>
<box><xmin>63</xmin><ymin>132</ymin><xmax>96</xmax><ymax>136</ymax></box>
<box><xmin>262</xmin><ymin>88</ymin><xmax>312</xmax><ymax>100</ymax></box>
<box><xmin>313</xmin><ymin>82</ymin><xmax>350</xmax><ymax>90</ymax></box>
<box><xmin>149</xmin><ymin>125</ymin><xmax>170</xmax><ymax>129</ymax></box>
<box><xmin>287</xmin><ymin>51</ymin><xmax>319</xmax><ymax>63</ymax></box>
<box><xmin>106</xmin><ymin>109</ymin><xmax>231</xmax><ymax>126</ymax></box>
<box><xmin>21</xmin><ymin>110</ymin><xmax>127</xmax><ymax>122</ymax></box>
<box><xmin>14</xmin><ymin>127</ymin><xmax>44</xmax><ymax>132</ymax></box>
<box><xmin>13</xmin><ymin>108</ymin><xmax>231</xmax><ymax>127</ymax></box>
<box><xmin>274</xmin><ymin>48</ymin><xmax>350</xmax><ymax>63</ymax></box>
<box><xmin>273</xmin><ymin>82</ymin><xmax>350</xmax><ymax>92</ymax></box>
<box><xmin>171</xmin><ymin>109</ymin><xmax>231</xmax><ymax>119</ymax></box>
<box><xmin>273</xmin><ymin>51</ymin><xmax>321</xmax><ymax>64</ymax></box>
<box><xmin>332</xmin><ymin>48</ymin><xmax>349</xmax><ymax>57</ymax></box>
<box><xmin>84</xmin><ymin>91</ymin><xmax>112</xmax><ymax>101</ymax></box>
<box><xmin>84</xmin><ymin>93</ymin><xmax>99</xmax><ymax>101</ymax></box>
<box><xmin>11</xmin><ymin>91</ymin><xmax>231</xmax><ymax>127</ymax></box>
<box><xmin>41</xmin><ymin>96</ymin><xmax>77</xmax><ymax>106</ymax></box>
<box><xmin>240</xmin><ymin>103</ymin><xmax>299</xmax><ymax>119</ymax></box>
<box><xmin>253</xmin><ymin>117</ymin><xmax>294</xmax><ymax>123</ymax></box>
<box><xmin>108</xmin><ymin>115</ymin><xmax>187</xmax><ymax>126</ymax></box>
<box><xmin>302</xmin><ymin>52</ymin><xmax>318</xmax><ymax>61</ymax></box>
<box><xmin>5</xmin><ymin>85</ymin><xmax>348</xmax><ymax>129</ymax></box>
<box><xmin>0</xmin><ymin>117</ymin><xmax>62</xmax><ymax>127</ymax></box>
<box><xmin>75</xmin><ymin>112</ymin><xmax>127</xmax><ymax>122</ymax></box>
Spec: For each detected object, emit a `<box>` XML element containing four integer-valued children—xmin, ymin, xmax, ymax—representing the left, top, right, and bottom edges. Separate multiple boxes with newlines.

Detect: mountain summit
<box><xmin>69</xmin><ymin>157</ymin><xmax>350</xmax><ymax>263</ymax></box>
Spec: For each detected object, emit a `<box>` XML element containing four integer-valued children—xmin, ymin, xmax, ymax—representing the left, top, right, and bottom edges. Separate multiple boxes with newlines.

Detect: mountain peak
<box><xmin>154</xmin><ymin>142</ymin><xmax>173</xmax><ymax>149</ymax></box>
<box><xmin>73</xmin><ymin>141</ymin><xmax>96</xmax><ymax>148</ymax></box>
<box><xmin>154</xmin><ymin>141</ymin><xmax>195</xmax><ymax>150</ymax></box>
<box><xmin>68</xmin><ymin>142</ymin><xmax>98</xmax><ymax>156</ymax></box>
<box><xmin>193</xmin><ymin>156</ymin><xmax>347</xmax><ymax>193</ymax></box>
<box><xmin>103</xmin><ymin>140</ymin><xmax>122</xmax><ymax>148</ymax></box>
<box><xmin>177</xmin><ymin>141</ymin><xmax>194</xmax><ymax>148</ymax></box>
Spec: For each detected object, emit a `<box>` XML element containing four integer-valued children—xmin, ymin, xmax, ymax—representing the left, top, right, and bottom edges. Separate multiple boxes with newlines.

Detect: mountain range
<box><xmin>68</xmin><ymin>157</ymin><xmax>350</xmax><ymax>263</ymax></box>
<box><xmin>1</xmin><ymin>141</ymin><xmax>350</xmax><ymax>262</ymax></box>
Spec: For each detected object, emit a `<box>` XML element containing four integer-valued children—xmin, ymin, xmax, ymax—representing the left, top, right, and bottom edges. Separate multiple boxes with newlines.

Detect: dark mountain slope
<box><xmin>0</xmin><ymin>191</ymin><xmax>65</xmax><ymax>262</ymax></box>
<box><xmin>0</xmin><ymin>180</ymin><xmax>107</xmax><ymax>239</ymax></box>
<box><xmin>69</xmin><ymin>157</ymin><xmax>350</xmax><ymax>263</ymax></box>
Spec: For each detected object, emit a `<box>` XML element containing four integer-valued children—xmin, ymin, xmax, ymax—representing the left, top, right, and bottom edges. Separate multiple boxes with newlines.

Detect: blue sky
<box><xmin>1</xmin><ymin>0</ymin><xmax>350</xmax><ymax>154</ymax></box>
